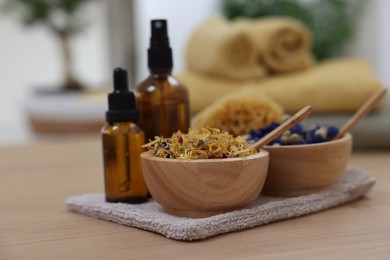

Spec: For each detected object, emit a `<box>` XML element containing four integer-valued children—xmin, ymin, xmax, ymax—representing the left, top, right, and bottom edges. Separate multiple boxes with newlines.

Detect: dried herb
<box><xmin>248</xmin><ymin>122</ymin><xmax>339</xmax><ymax>145</ymax></box>
<box><xmin>143</xmin><ymin>127</ymin><xmax>257</xmax><ymax>159</ymax></box>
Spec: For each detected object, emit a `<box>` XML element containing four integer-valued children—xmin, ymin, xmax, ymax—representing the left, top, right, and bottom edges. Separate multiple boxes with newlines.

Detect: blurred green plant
<box><xmin>2</xmin><ymin>0</ymin><xmax>91</xmax><ymax>91</ymax></box>
<box><xmin>221</xmin><ymin>0</ymin><xmax>366</xmax><ymax>60</ymax></box>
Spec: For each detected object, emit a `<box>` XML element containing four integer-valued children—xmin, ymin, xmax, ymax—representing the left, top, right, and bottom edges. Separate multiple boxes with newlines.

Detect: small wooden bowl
<box><xmin>141</xmin><ymin>150</ymin><xmax>269</xmax><ymax>218</ymax></box>
<box><xmin>262</xmin><ymin>133</ymin><xmax>352</xmax><ymax>196</ymax></box>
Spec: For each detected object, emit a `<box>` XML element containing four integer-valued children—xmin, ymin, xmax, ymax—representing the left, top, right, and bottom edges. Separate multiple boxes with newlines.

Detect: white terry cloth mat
<box><xmin>65</xmin><ymin>168</ymin><xmax>375</xmax><ymax>241</ymax></box>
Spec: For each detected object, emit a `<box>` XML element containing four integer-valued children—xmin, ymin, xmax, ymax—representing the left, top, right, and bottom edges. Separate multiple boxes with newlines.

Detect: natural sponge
<box><xmin>191</xmin><ymin>92</ymin><xmax>284</xmax><ymax>136</ymax></box>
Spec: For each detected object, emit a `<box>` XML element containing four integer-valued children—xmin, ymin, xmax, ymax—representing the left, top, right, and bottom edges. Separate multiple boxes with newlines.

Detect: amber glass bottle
<box><xmin>102</xmin><ymin>68</ymin><xmax>148</xmax><ymax>203</ymax></box>
<box><xmin>136</xmin><ymin>19</ymin><xmax>190</xmax><ymax>142</ymax></box>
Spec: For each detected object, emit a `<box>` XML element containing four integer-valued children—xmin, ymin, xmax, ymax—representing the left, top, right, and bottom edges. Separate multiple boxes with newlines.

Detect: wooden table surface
<box><xmin>1</xmin><ymin>136</ymin><xmax>390</xmax><ymax>259</ymax></box>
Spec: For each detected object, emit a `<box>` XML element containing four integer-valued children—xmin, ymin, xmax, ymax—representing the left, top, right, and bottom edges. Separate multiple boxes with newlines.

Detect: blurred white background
<box><xmin>0</xmin><ymin>0</ymin><xmax>389</xmax><ymax>146</ymax></box>
<box><xmin>0</xmin><ymin>0</ymin><xmax>110</xmax><ymax>144</ymax></box>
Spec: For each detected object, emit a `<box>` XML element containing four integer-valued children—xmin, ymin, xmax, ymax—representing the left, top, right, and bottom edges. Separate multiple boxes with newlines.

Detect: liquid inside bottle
<box><xmin>136</xmin><ymin>71</ymin><xmax>190</xmax><ymax>142</ymax></box>
<box><xmin>102</xmin><ymin>122</ymin><xmax>148</xmax><ymax>203</ymax></box>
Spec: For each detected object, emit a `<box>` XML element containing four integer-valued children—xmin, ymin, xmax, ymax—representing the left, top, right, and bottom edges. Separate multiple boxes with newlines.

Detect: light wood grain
<box><xmin>141</xmin><ymin>151</ymin><xmax>269</xmax><ymax>217</ymax></box>
<box><xmin>1</xmin><ymin>137</ymin><xmax>390</xmax><ymax>259</ymax></box>
<box><xmin>263</xmin><ymin>133</ymin><xmax>352</xmax><ymax>196</ymax></box>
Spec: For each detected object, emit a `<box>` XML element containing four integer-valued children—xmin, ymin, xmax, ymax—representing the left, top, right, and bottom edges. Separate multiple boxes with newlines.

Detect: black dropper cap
<box><xmin>106</xmin><ymin>68</ymin><xmax>138</xmax><ymax>123</ymax></box>
<box><xmin>148</xmin><ymin>19</ymin><xmax>173</xmax><ymax>70</ymax></box>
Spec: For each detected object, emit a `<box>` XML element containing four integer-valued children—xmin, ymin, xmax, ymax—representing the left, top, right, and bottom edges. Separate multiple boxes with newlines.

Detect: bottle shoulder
<box><xmin>102</xmin><ymin>122</ymin><xmax>144</xmax><ymax>135</ymax></box>
<box><xmin>135</xmin><ymin>74</ymin><xmax>189</xmax><ymax>104</ymax></box>
<box><xmin>136</xmin><ymin>74</ymin><xmax>188</xmax><ymax>94</ymax></box>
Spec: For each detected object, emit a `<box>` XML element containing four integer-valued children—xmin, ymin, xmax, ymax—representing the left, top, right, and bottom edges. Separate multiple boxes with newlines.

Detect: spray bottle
<box><xmin>136</xmin><ymin>19</ymin><xmax>190</xmax><ymax>142</ymax></box>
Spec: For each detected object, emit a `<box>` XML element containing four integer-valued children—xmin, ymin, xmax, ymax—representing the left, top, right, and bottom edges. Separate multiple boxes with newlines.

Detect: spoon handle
<box><xmin>252</xmin><ymin>106</ymin><xmax>312</xmax><ymax>150</ymax></box>
<box><xmin>335</xmin><ymin>88</ymin><xmax>387</xmax><ymax>139</ymax></box>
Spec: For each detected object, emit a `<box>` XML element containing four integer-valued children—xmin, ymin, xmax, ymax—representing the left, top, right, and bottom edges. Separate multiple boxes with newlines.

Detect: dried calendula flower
<box><xmin>143</xmin><ymin>127</ymin><xmax>257</xmax><ymax>160</ymax></box>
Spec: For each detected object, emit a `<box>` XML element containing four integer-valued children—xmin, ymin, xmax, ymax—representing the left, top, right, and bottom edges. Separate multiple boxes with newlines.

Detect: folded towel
<box><xmin>185</xmin><ymin>17</ymin><xmax>313</xmax><ymax>80</ymax></box>
<box><xmin>65</xmin><ymin>168</ymin><xmax>375</xmax><ymax>241</ymax></box>
<box><xmin>185</xmin><ymin>17</ymin><xmax>266</xmax><ymax>80</ymax></box>
<box><xmin>175</xmin><ymin>59</ymin><xmax>383</xmax><ymax>114</ymax></box>
<box><xmin>236</xmin><ymin>17</ymin><xmax>314</xmax><ymax>73</ymax></box>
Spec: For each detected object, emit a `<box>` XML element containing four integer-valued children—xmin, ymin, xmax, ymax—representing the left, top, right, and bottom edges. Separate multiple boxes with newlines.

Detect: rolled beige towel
<box><xmin>185</xmin><ymin>16</ymin><xmax>314</xmax><ymax>80</ymax></box>
<box><xmin>185</xmin><ymin>17</ymin><xmax>266</xmax><ymax>80</ymax></box>
<box><xmin>239</xmin><ymin>17</ymin><xmax>314</xmax><ymax>73</ymax></box>
<box><xmin>175</xmin><ymin>59</ymin><xmax>383</xmax><ymax>114</ymax></box>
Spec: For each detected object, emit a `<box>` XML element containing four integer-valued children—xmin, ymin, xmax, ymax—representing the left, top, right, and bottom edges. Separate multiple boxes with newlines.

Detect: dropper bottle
<box><xmin>136</xmin><ymin>19</ymin><xmax>190</xmax><ymax>142</ymax></box>
<box><xmin>102</xmin><ymin>68</ymin><xmax>148</xmax><ymax>203</ymax></box>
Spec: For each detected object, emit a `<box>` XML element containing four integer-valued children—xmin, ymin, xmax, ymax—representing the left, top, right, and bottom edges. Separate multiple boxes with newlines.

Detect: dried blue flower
<box><xmin>246</xmin><ymin>121</ymin><xmax>339</xmax><ymax>146</ymax></box>
<box><xmin>327</xmin><ymin>126</ymin><xmax>339</xmax><ymax>138</ymax></box>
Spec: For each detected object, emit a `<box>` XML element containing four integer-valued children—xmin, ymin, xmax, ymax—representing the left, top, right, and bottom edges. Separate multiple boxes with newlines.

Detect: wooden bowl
<box><xmin>141</xmin><ymin>150</ymin><xmax>269</xmax><ymax>218</ymax></box>
<box><xmin>262</xmin><ymin>133</ymin><xmax>353</xmax><ymax>196</ymax></box>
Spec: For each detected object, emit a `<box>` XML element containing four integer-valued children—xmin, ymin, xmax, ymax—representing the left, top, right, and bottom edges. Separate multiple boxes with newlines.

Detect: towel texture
<box><xmin>238</xmin><ymin>17</ymin><xmax>314</xmax><ymax>73</ymax></box>
<box><xmin>176</xmin><ymin>59</ymin><xmax>383</xmax><ymax>114</ymax></box>
<box><xmin>66</xmin><ymin>168</ymin><xmax>375</xmax><ymax>241</ymax></box>
<box><xmin>185</xmin><ymin>17</ymin><xmax>313</xmax><ymax>80</ymax></box>
<box><xmin>185</xmin><ymin>17</ymin><xmax>266</xmax><ymax>80</ymax></box>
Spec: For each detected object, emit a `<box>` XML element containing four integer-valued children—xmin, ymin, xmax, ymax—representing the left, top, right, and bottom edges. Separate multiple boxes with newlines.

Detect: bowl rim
<box><xmin>264</xmin><ymin>132</ymin><xmax>352</xmax><ymax>149</ymax></box>
<box><xmin>141</xmin><ymin>149</ymin><xmax>269</xmax><ymax>163</ymax></box>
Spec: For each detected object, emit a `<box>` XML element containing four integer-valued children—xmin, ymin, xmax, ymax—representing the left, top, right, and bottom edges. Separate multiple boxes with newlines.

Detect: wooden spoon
<box><xmin>251</xmin><ymin>105</ymin><xmax>312</xmax><ymax>150</ymax></box>
<box><xmin>335</xmin><ymin>88</ymin><xmax>387</xmax><ymax>139</ymax></box>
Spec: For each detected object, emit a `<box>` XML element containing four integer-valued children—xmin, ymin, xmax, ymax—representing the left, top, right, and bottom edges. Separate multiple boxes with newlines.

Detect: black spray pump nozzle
<box><xmin>148</xmin><ymin>19</ymin><xmax>173</xmax><ymax>70</ymax></box>
<box><xmin>150</xmin><ymin>20</ymin><xmax>169</xmax><ymax>48</ymax></box>
<box><xmin>106</xmin><ymin>68</ymin><xmax>138</xmax><ymax>123</ymax></box>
